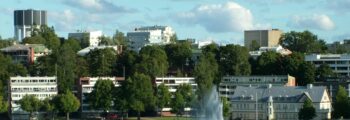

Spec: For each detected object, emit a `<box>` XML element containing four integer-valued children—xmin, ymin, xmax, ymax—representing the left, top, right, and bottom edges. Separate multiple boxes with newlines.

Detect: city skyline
<box><xmin>0</xmin><ymin>0</ymin><xmax>349</xmax><ymax>45</ymax></box>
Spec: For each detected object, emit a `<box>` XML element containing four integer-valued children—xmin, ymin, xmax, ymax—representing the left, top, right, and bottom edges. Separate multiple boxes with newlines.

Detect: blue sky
<box><xmin>0</xmin><ymin>0</ymin><xmax>350</xmax><ymax>45</ymax></box>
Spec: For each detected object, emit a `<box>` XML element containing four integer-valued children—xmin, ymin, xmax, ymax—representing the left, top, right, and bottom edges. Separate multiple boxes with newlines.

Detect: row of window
<box><xmin>11</xmin><ymin>87</ymin><xmax>56</xmax><ymax>92</ymax></box>
<box><xmin>11</xmin><ymin>79</ymin><xmax>56</xmax><ymax>83</ymax></box>
<box><xmin>11</xmin><ymin>93</ymin><xmax>56</xmax><ymax>98</ymax></box>
<box><xmin>223</xmin><ymin>78</ymin><xmax>288</xmax><ymax>82</ymax></box>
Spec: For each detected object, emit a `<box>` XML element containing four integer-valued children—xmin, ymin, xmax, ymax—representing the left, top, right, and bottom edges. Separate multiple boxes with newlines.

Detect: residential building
<box><xmin>78</xmin><ymin>77</ymin><xmax>124</xmax><ymax>117</ymax></box>
<box><xmin>9</xmin><ymin>76</ymin><xmax>57</xmax><ymax>120</ymax></box>
<box><xmin>14</xmin><ymin>9</ymin><xmax>47</xmax><ymax>41</ymax></box>
<box><xmin>249</xmin><ymin>45</ymin><xmax>292</xmax><ymax>59</ymax></box>
<box><xmin>68</xmin><ymin>30</ymin><xmax>102</xmax><ymax>47</ymax></box>
<box><xmin>155</xmin><ymin>77</ymin><xmax>197</xmax><ymax>112</ymax></box>
<box><xmin>314</xmin><ymin>76</ymin><xmax>350</xmax><ymax>101</ymax></box>
<box><xmin>305</xmin><ymin>54</ymin><xmax>350</xmax><ymax>76</ymax></box>
<box><xmin>230</xmin><ymin>85</ymin><xmax>331</xmax><ymax>120</ymax></box>
<box><xmin>219</xmin><ymin>75</ymin><xmax>296</xmax><ymax>101</ymax></box>
<box><xmin>0</xmin><ymin>44</ymin><xmax>50</xmax><ymax>65</ymax></box>
<box><xmin>77</xmin><ymin>45</ymin><xmax>123</xmax><ymax>56</ymax></box>
<box><xmin>244</xmin><ymin>29</ymin><xmax>283</xmax><ymax>50</ymax></box>
<box><xmin>127</xmin><ymin>25</ymin><xmax>175</xmax><ymax>51</ymax></box>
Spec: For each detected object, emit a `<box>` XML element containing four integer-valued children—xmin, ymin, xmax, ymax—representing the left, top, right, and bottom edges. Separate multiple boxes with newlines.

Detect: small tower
<box><xmin>267</xmin><ymin>96</ymin><xmax>275</xmax><ymax>120</ymax></box>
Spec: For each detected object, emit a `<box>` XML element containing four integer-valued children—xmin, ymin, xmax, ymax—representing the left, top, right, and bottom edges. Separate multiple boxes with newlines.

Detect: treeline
<box><xmin>0</xmin><ymin>26</ymin><xmax>341</xmax><ymax>119</ymax></box>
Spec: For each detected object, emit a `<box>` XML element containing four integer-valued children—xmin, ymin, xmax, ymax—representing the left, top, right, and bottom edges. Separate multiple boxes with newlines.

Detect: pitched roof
<box><xmin>0</xmin><ymin>44</ymin><xmax>50</xmax><ymax>53</ymax></box>
<box><xmin>231</xmin><ymin>85</ymin><xmax>326</xmax><ymax>103</ymax></box>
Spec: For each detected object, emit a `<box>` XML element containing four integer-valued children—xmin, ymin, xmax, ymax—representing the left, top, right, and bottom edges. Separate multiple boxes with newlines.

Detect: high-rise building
<box><xmin>14</xmin><ymin>9</ymin><xmax>47</xmax><ymax>41</ymax></box>
<box><xmin>244</xmin><ymin>29</ymin><xmax>282</xmax><ymax>50</ymax></box>
<box><xmin>127</xmin><ymin>25</ymin><xmax>175</xmax><ymax>51</ymax></box>
<box><xmin>305</xmin><ymin>54</ymin><xmax>350</xmax><ymax>76</ymax></box>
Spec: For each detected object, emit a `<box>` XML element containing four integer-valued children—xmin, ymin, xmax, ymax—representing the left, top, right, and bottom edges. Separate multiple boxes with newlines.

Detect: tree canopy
<box><xmin>88</xmin><ymin>79</ymin><xmax>115</xmax><ymax>111</ymax></box>
<box><xmin>219</xmin><ymin>44</ymin><xmax>251</xmax><ymax>76</ymax></box>
<box><xmin>19</xmin><ymin>95</ymin><xmax>41</xmax><ymax>119</ymax></box>
<box><xmin>194</xmin><ymin>53</ymin><xmax>218</xmax><ymax>98</ymax></box>
<box><xmin>136</xmin><ymin>46</ymin><xmax>168</xmax><ymax>78</ymax></box>
<box><xmin>333</xmin><ymin>86</ymin><xmax>350</xmax><ymax>118</ymax></box>
<box><xmin>298</xmin><ymin>99</ymin><xmax>316</xmax><ymax>120</ymax></box>
<box><xmin>280</xmin><ymin>30</ymin><xmax>327</xmax><ymax>53</ymax></box>
<box><xmin>55</xmin><ymin>91</ymin><xmax>80</xmax><ymax>120</ymax></box>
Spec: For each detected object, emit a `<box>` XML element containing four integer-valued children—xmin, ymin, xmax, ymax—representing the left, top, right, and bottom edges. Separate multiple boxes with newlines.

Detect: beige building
<box><xmin>244</xmin><ymin>29</ymin><xmax>283</xmax><ymax>50</ymax></box>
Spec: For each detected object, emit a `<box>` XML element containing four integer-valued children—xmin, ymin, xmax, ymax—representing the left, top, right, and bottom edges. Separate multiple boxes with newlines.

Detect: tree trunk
<box><xmin>137</xmin><ymin>111</ymin><xmax>141</xmax><ymax>120</ymax></box>
<box><xmin>66</xmin><ymin>112</ymin><xmax>69</xmax><ymax>120</ymax></box>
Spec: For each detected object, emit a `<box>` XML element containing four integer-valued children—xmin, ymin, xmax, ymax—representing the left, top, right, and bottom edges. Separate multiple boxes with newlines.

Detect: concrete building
<box><xmin>0</xmin><ymin>44</ymin><xmax>50</xmax><ymax>65</ymax></box>
<box><xmin>77</xmin><ymin>45</ymin><xmax>123</xmax><ymax>56</ymax></box>
<box><xmin>244</xmin><ymin>29</ymin><xmax>282</xmax><ymax>50</ymax></box>
<box><xmin>249</xmin><ymin>45</ymin><xmax>292</xmax><ymax>59</ymax></box>
<box><xmin>14</xmin><ymin>9</ymin><xmax>47</xmax><ymax>41</ymax></box>
<box><xmin>230</xmin><ymin>85</ymin><xmax>331</xmax><ymax>120</ymax></box>
<box><xmin>305</xmin><ymin>54</ymin><xmax>350</xmax><ymax>76</ymax></box>
<box><xmin>78</xmin><ymin>77</ymin><xmax>124</xmax><ymax>117</ymax></box>
<box><xmin>9</xmin><ymin>76</ymin><xmax>57</xmax><ymax>120</ymax></box>
<box><xmin>127</xmin><ymin>25</ymin><xmax>175</xmax><ymax>51</ymax></box>
<box><xmin>155</xmin><ymin>77</ymin><xmax>197</xmax><ymax>112</ymax></box>
<box><xmin>314</xmin><ymin>76</ymin><xmax>350</xmax><ymax>102</ymax></box>
<box><xmin>219</xmin><ymin>75</ymin><xmax>296</xmax><ymax>101</ymax></box>
<box><xmin>68</xmin><ymin>31</ymin><xmax>103</xmax><ymax>47</ymax></box>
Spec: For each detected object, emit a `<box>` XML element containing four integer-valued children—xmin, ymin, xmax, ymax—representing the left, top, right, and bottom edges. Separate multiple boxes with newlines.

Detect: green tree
<box><xmin>38</xmin><ymin>25</ymin><xmax>61</xmax><ymax>50</ymax></box>
<box><xmin>128</xmin><ymin>73</ymin><xmax>155</xmax><ymax>120</ymax></box>
<box><xmin>22</xmin><ymin>35</ymin><xmax>46</xmax><ymax>44</ymax></box>
<box><xmin>170</xmin><ymin>34</ymin><xmax>178</xmax><ymax>43</ymax></box>
<box><xmin>88</xmin><ymin>80</ymin><xmax>115</xmax><ymax>113</ymax></box>
<box><xmin>250</xmin><ymin>40</ymin><xmax>260</xmax><ymax>51</ymax></box>
<box><xmin>333</xmin><ymin>86</ymin><xmax>350</xmax><ymax>118</ymax></box>
<box><xmin>136</xmin><ymin>46</ymin><xmax>168</xmax><ymax>78</ymax></box>
<box><xmin>56</xmin><ymin>91</ymin><xmax>80</xmax><ymax>120</ymax></box>
<box><xmin>298</xmin><ymin>62</ymin><xmax>316</xmax><ymax>86</ymax></box>
<box><xmin>40</xmin><ymin>97</ymin><xmax>55</xmax><ymax>119</ymax></box>
<box><xmin>113</xmin><ymin>82</ymin><xmax>130</xmax><ymax>120</ymax></box>
<box><xmin>113</xmin><ymin>30</ymin><xmax>127</xmax><ymax>45</ymax></box>
<box><xmin>176</xmin><ymin>84</ymin><xmax>195</xmax><ymax>108</ymax></box>
<box><xmin>0</xmin><ymin>37</ymin><xmax>15</xmax><ymax>49</ymax></box>
<box><xmin>280</xmin><ymin>30</ymin><xmax>327</xmax><ymax>53</ymax></box>
<box><xmin>86</xmin><ymin>48</ymin><xmax>117</xmax><ymax>76</ymax></box>
<box><xmin>194</xmin><ymin>53</ymin><xmax>218</xmax><ymax>98</ymax></box>
<box><xmin>116</xmin><ymin>50</ymin><xmax>138</xmax><ymax>77</ymax></box>
<box><xmin>221</xmin><ymin>97</ymin><xmax>230</xmax><ymax>117</ymax></box>
<box><xmin>316</xmin><ymin>64</ymin><xmax>334</xmax><ymax>81</ymax></box>
<box><xmin>256</xmin><ymin>51</ymin><xmax>282</xmax><ymax>75</ymax></box>
<box><xmin>219</xmin><ymin>44</ymin><xmax>251</xmax><ymax>77</ymax></box>
<box><xmin>164</xmin><ymin>42</ymin><xmax>192</xmax><ymax>73</ymax></box>
<box><xmin>0</xmin><ymin>96</ymin><xmax>8</xmax><ymax>113</ymax></box>
<box><xmin>57</xmin><ymin>42</ymin><xmax>78</xmax><ymax>92</ymax></box>
<box><xmin>156</xmin><ymin>83</ymin><xmax>171</xmax><ymax>117</ymax></box>
<box><xmin>19</xmin><ymin>95</ymin><xmax>41</xmax><ymax>119</ymax></box>
<box><xmin>64</xmin><ymin>38</ymin><xmax>82</xmax><ymax>52</ymax></box>
<box><xmin>171</xmin><ymin>92</ymin><xmax>185</xmax><ymax>116</ymax></box>
<box><xmin>298</xmin><ymin>99</ymin><xmax>316</xmax><ymax>120</ymax></box>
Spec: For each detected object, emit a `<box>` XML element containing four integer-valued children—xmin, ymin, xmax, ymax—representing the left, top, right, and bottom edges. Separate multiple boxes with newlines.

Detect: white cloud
<box><xmin>63</xmin><ymin>0</ymin><xmax>136</xmax><ymax>13</ymax></box>
<box><xmin>288</xmin><ymin>14</ymin><xmax>335</xmax><ymax>31</ymax></box>
<box><xmin>49</xmin><ymin>10</ymin><xmax>78</xmax><ymax>31</ymax></box>
<box><xmin>174</xmin><ymin>2</ymin><xmax>255</xmax><ymax>33</ymax></box>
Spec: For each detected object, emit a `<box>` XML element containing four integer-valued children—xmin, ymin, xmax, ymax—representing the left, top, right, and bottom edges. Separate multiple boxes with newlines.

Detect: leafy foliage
<box><xmin>156</xmin><ymin>83</ymin><xmax>171</xmax><ymax>115</ymax></box>
<box><xmin>88</xmin><ymin>80</ymin><xmax>115</xmax><ymax>111</ymax></box>
<box><xmin>19</xmin><ymin>95</ymin><xmax>41</xmax><ymax>119</ymax></box>
<box><xmin>280</xmin><ymin>30</ymin><xmax>327</xmax><ymax>53</ymax></box>
<box><xmin>333</xmin><ymin>86</ymin><xmax>350</xmax><ymax>118</ymax></box>
<box><xmin>315</xmin><ymin>64</ymin><xmax>334</xmax><ymax>81</ymax></box>
<box><xmin>298</xmin><ymin>99</ymin><xmax>316</xmax><ymax>120</ymax></box>
<box><xmin>86</xmin><ymin>48</ymin><xmax>117</xmax><ymax>76</ymax></box>
<box><xmin>219</xmin><ymin>44</ymin><xmax>251</xmax><ymax>77</ymax></box>
<box><xmin>56</xmin><ymin>91</ymin><xmax>80</xmax><ymax>120</ymax></box>
<box><xmin>194</xmin><ymin>53</ymin><xmax>218</xmax><ymax>98</ymax></box>
<box><xmin>136</xmin><ymin>46</ymin><xmax>168</xmax><ymax>78</ymax></box>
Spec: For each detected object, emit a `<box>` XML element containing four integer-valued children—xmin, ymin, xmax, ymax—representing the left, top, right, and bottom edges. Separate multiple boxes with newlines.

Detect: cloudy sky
<box><xmin>0</xmin><ymin>0</ymin><xmax>349</xmax><ymax>44</ymax></box>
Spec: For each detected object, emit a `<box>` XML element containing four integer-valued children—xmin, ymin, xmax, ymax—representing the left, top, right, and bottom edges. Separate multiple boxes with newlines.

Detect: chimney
<box><xmin>307</xmin><ymin>84</ymin><xmax>313</xmax><ymax>89</ymax></box>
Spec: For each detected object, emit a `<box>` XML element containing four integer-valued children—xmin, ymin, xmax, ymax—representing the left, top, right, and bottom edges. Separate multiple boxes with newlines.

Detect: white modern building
<box><xmin>249</xmin><ymin>45</ymin><xmax>292</xmax><ymax>59</ymax></box>
<box><xmin>230</xmin><ymin>85</ymin><xmax>331</xmax><ymax>120</ymax></box>
<box><xmin>68</xmin><ymin>30</ymin><xmax>103</xmax><ymax>47</ymax></box>
<box><xmin>127</xmin><ymin>25</ymin><xmax>175</xmax><ymax>51</ymax></box>
<box><xmin>14</xmin><ymin>9</ymin><xmax>47</xmax><ymax>41</ymax></box>
<box><xmin>155</xmin><ymin>77</ymin><xmax>197</xmax><ymax>112</ymax></box>
<box><xmin>305</xmin><ymin>54</ymin><xmax>350</xmax><ymax>76</ymax></box>
<box><xmin>9</xmin><ymin>76</ymin><xmax>57</xmax><ymax>120</ymax></box>
<box><xmin>219</xmin><ymin>75</ymin><xmax>296</xmax><ymax>101</ymax></box>
<box><xmin>78</xmin><ymin>77</ymin><xmax>124</xmax><ymax>117</ymax></box>
<box><xmin>77</xmin><ymin>45</ymin><xmax>123</xmax><ymax>56</ymax></box>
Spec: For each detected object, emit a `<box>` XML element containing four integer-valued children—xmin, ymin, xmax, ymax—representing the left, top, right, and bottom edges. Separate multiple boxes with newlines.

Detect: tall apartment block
<box><xmin>244</xmin><ymin>29</ymin><xmax>282</xmax><ymax>50</ymax></box>
<box><xmin>14</xmin><ymin>9</ymin><xmax>47</xmax><ymax>41</ymax></box>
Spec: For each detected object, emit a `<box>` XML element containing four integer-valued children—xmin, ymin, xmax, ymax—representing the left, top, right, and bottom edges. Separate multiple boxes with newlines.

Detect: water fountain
<box><xmin>196</xmin><ymin>86</ymin><xmax>224</xmax><ymax>120</ymax></box>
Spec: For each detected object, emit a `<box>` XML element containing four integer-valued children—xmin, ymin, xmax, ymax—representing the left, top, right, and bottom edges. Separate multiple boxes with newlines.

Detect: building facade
<box><xmin>313</xmin><ymin>76</ymin><xmax>350</xmax><ymax>102</ymax></box>
<box><xmin>127</xmin><ymin>25</ymin><xmax>175</xmax><ymax>51</ymax></box>
<box><xmin>219</xmin><ymin>75</ymin><xmax>296</xmax><ymax>101</ymax></box>
<box><xmin>0</xmin><ymin>44</ymin><xmax>50</xmax><ymax>65</ymax></box>
<box><xmin>68</xmin><ymin>31</ymin><xmax>103</xmax><ymax>47</ymax></box>
<box><xmin>9</xmin><ymin>76</ymin><xmax>57</xmax><ymax>120</ymax></box>
<box><xmin>14</xmin><ymin>9</ymin><xmax>47</xmax><ymax>41</ymax></box>
<box><xmin>230</xmin><ymin>85</ymin><xmax>331</xmax><ymax>120</ymax></box>
<box><xmin>78</xmin><ymin>77</ymin><xmax>124</xmax><ymax>117</ymax></box>
<box><xmin>305</xmin><ymin>54</ymin><xmax>350</xmax><ymax>76</ymax></box>
<box><xmin>249</xmin><ymin>45</ymin><xmax>292</xmax><ymax>59</ymax></box>
<box><xmin>244</xmin><ymin>29</ymin><xmax>282</xmax><ymax>50</ymax></box>
<box><xmin>155</xmin><ymin>77</ymin><xmax>197</xmax><ymax>112</ymax></box>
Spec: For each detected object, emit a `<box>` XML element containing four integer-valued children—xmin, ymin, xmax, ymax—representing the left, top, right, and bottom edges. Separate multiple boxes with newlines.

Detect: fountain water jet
<box><xmin>196</xmin><ymin>86</ymin><xmax>224</xmax><ymax>120</ymax></box>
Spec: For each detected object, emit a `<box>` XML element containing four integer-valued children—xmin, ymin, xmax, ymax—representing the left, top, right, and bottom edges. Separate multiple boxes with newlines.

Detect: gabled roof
<box><xmin>231</xmin><ymin>85</ymin><xmax>326</xmax><ymax>103</ymax></box>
